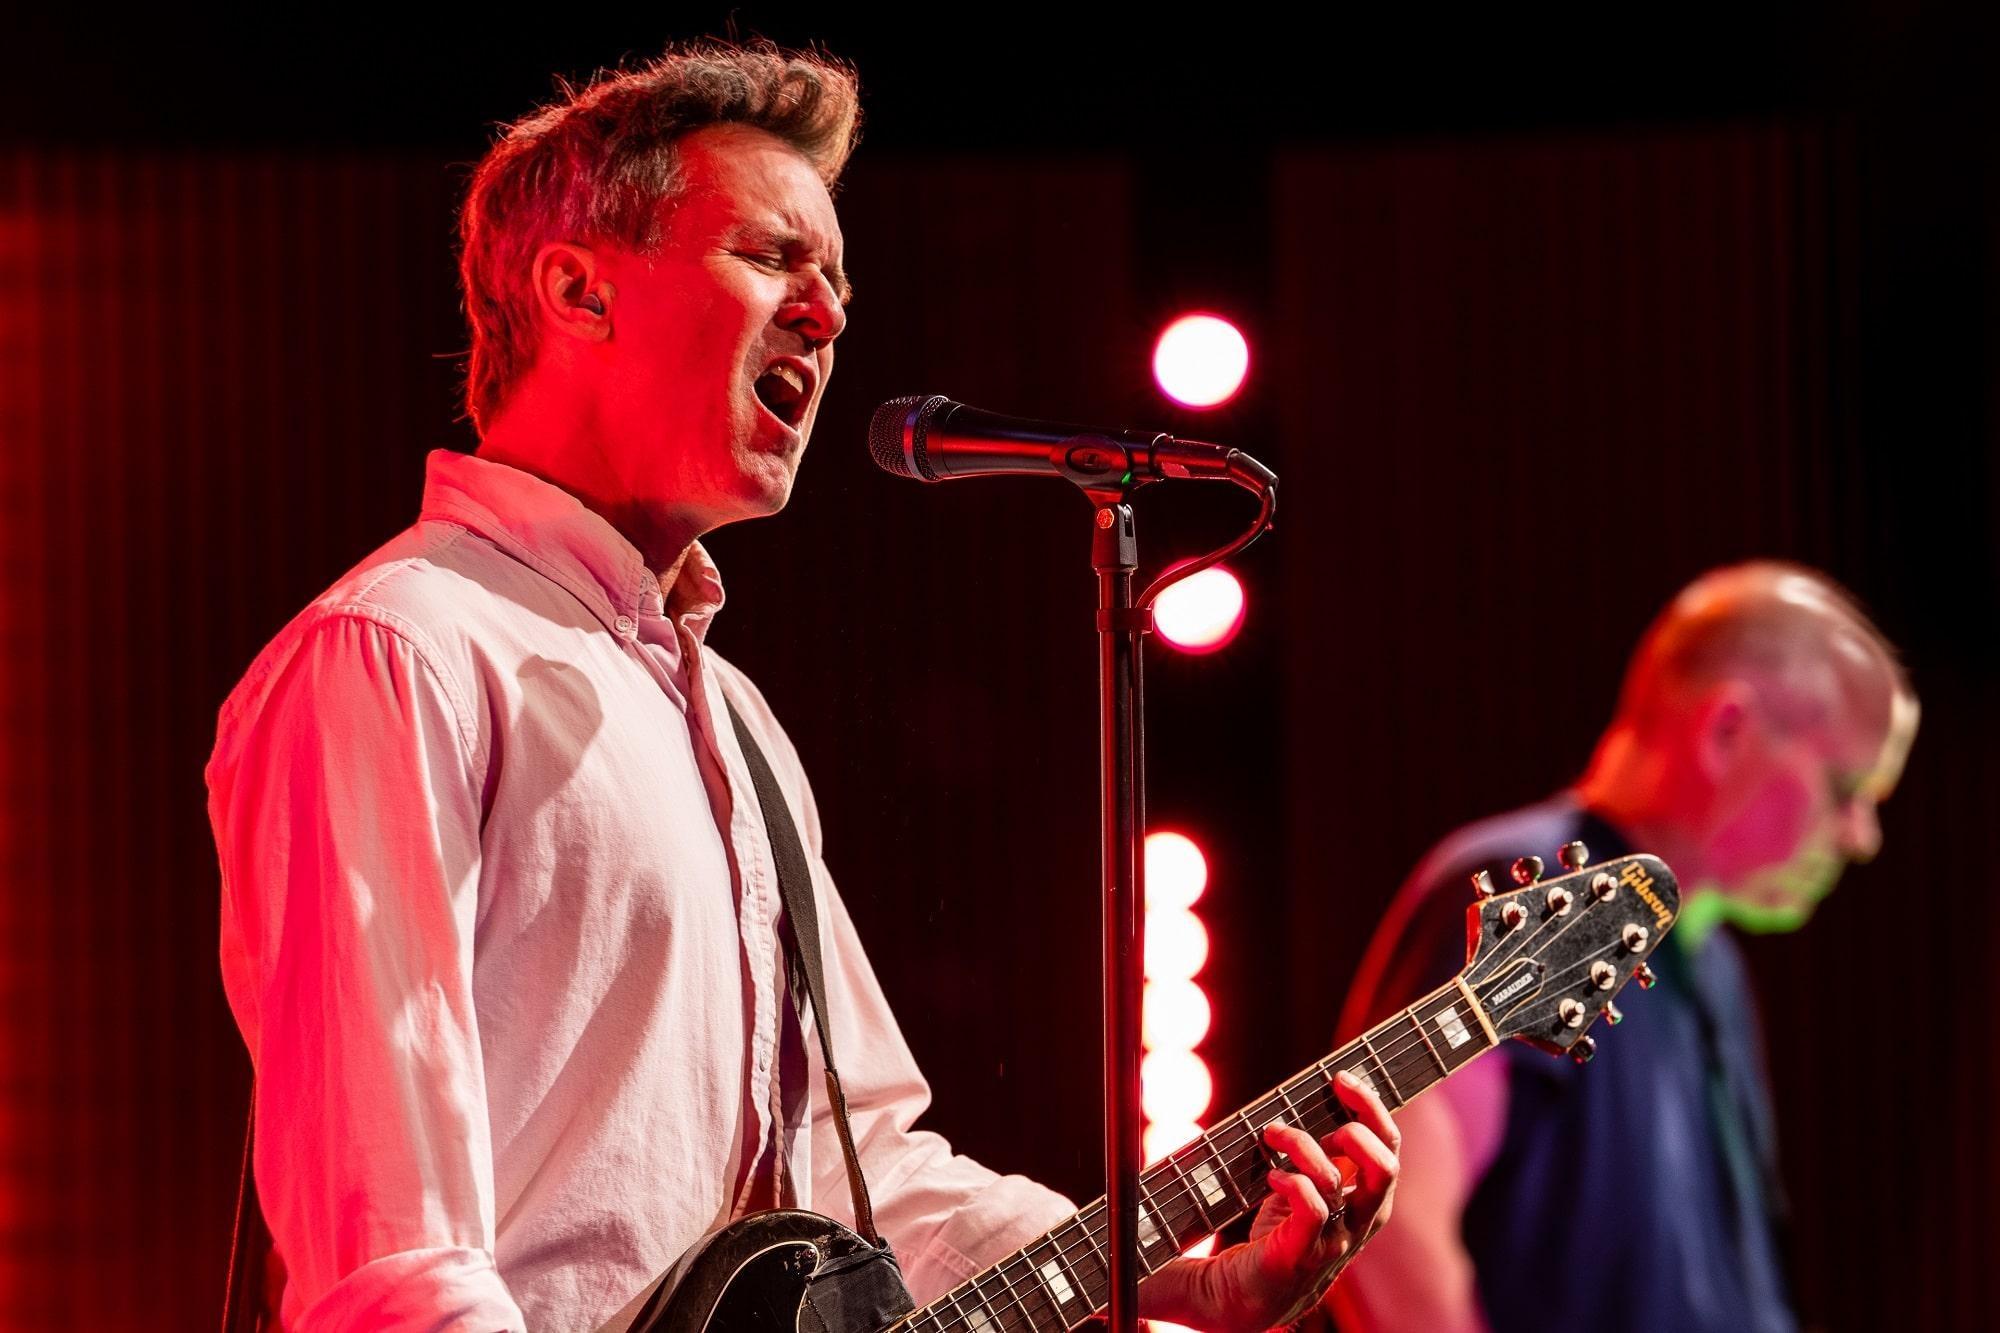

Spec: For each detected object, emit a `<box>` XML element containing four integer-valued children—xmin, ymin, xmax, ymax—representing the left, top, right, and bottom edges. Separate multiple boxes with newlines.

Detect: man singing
<box><xmin>207</xmin><ymin>41</ymin><xmax>1398</xmax><ymax>1331</ymax></box>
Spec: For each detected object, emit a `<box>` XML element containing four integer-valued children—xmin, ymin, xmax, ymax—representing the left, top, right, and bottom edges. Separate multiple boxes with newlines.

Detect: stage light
<box><xmin>1152</xmin><ymin>313</ymin><xmax>1250</xmax><ymax>409</ymax></box>
<box><xmin>1145</xmin><ymin>830</ymin><xmax>1209</xmax><ymax>910</ymax></box>
<box><xmin>1145</xmin><ymin>911</ymin><xmax>1209</xmax><ymax>982</ymax></box>
<box><xmin>1153</xmin><ymin>566</ymin><xmax>1246</xmax><ymax>655</ymax></box>
<box><xmin>1143</xmin><ymin>979</ymin><xmax>1212</xmax><ymax>1050</ymax></box>
<box><xmin>1144</xmin><ymin>1119</ymin><xmax>1202</xmax><ymax>1164</ymax></box>
<box><xmin>1141</xmin><ymin>1049</ymin><xmax>1213</xmax><ymax>1124</ymax></box>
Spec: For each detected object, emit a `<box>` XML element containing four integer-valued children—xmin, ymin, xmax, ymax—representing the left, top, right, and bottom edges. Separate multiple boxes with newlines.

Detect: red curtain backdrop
<box><xmin>1</xmin><ymin>118</ymin><xmax>1993</xmax><ymax>1329</ymax></box>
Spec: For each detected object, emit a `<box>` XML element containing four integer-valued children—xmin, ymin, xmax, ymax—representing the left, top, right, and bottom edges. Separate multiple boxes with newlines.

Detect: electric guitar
<box><xmin>630</xmin><ymin>845</ymin><xmax>1680</xmax><ymax>1333</ymax></box>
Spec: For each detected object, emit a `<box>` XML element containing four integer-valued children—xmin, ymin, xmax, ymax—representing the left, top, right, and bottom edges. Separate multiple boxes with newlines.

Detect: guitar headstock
<box><xmin>1459</xmin><ymin>842</ymin><xmax>1679</xmax><ymax>1064</ymax></box>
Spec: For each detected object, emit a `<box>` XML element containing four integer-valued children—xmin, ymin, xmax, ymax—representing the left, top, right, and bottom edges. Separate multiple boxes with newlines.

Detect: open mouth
<box><xmin>753</xmin><ymin>361</ymin><xmax>812</xmax><ymax>430</ymax></box>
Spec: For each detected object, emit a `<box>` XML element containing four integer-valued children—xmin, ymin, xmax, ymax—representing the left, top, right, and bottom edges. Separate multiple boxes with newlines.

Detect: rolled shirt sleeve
<box><xmin>210</xmin><ymin>610</ymin><xmax>524</xmax><ymax>1331</ymax></box>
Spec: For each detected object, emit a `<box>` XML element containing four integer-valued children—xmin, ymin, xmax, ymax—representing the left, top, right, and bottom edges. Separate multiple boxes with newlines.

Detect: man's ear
<box><xmin>531</xmin><ymin>242</ymin><xmax>612</xmax><ymax>342</ymax></box>
<box><xmin>1692</xmin><ymin>680</ymin><xmax>1759</xmax><ymax>784</ymax></box>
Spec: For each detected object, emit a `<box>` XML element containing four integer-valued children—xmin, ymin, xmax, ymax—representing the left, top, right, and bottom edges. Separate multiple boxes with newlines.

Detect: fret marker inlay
<box><xmin>967</xmin><ymin>1305</ymin><xmax>995</xmax><ymax>1333</ymax></box>
<box><xmin>1039</xmin><ymin>1260</ymin><xmax>1075</xmax><ymax>1305</ymax></box>
<box><xmin>1191</xmin><ymin>1160</ymin><xmax>1228</xmax><ymax>1207</ymax></box>
<box><xmin>1435</xmin><ymin>1005</ymin><xmax>1472</xmax><ymax>1049</ymax></box>
<box><xmin>1138</xmin><ymin>1206</ymin><xmax>1161</xmax><ymax>1247</ymax></box>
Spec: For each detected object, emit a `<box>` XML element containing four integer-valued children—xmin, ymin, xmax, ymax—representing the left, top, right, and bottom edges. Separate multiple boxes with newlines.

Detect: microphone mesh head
<box><xmin>868</xmin><ymin>395</ymin><xmax>948</xmax><ymax>481</ymax></box>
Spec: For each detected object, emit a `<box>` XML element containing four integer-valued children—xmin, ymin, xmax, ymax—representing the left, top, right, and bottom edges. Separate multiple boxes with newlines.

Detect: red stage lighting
<box><xmin>1145</xmin><ymin>831</ymin><xmax>1209</xmax><ymax>910</ymax></box>
<box><xmin>1152</xmin><ymin>313</ymin><xmax>1249</xmax><ymax>408</ymax></box>
<box><xmin>1141</xmin><ymin>1049</ymin><xmax>1214</xmax><ymax>1124</ymax></box>
<box><xmin>1143</xmin><ymin>978</ymin><xmax>1212</xmax><ymax>1050</ymax></box>
<box><xmin>1153</xmin><ymin>566</ymin><xmax>1246</xmax><ymax>654</ymax></box>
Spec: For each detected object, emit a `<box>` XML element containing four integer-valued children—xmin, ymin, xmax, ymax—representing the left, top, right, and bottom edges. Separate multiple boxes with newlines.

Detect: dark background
<box><xmin>3</xmin><ymin>6</ymin><xmax>1994</xmax><ymax>1328</ymax></box>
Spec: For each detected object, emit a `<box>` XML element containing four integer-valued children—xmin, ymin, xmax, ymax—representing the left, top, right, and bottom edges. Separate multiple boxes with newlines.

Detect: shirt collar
<box><xmin>419</xmin><ymin>449</ymin><xmax>726</xmax><ymax>643</ymax></box>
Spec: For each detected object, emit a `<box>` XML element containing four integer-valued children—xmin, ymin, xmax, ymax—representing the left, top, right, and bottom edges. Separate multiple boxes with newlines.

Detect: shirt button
<box><xmin>614</xmin><ymin>615</ymin><xmax>636</xmax><ymax>636</ymax></box>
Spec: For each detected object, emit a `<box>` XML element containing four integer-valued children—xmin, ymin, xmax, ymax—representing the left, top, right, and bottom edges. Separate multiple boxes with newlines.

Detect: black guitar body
<box><xmin>631</xmin><ymin>1211</ymin><xmax>916</xmax><ymax>1333</ymax></box>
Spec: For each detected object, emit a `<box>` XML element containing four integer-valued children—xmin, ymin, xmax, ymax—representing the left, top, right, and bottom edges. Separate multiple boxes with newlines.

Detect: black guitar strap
<box><xmin>725</xmin><ymin>696</ymin><xmax>883</xmax><ymax>1247</ymax></box>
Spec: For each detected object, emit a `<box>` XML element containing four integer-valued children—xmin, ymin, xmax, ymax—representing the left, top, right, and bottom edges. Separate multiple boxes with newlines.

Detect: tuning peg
<box><xmin>1545</xmin><ymin>887</ymin><xmax>1575</xmax><ymax>917</ymax></box>
<box><xmin>1557</xmin><ymin>998</ymin><xmax>1586</xmax><ymax>1028</ymax></box>
<box><xmin>1621</xmin><ymin>924</ymin><xmax>1649</xmax><ymax>953</ymax></box>
<box><xmin>1634</xmin><ymin>963</ymin><xmax>1658</xmax><ymax>990</ymax></box>
<box><xmin>1571</xmin><ymin>1035</ymin><xmax>1598</xmax><ymax>1065</ymax></box>
<box><xmin>1510</xmin><ymin>855</ymin><xmax>1545</xmax><ymax>886</ymax></box>
<box><xmin>1590</xmin><ymin>960</ymin><xmax>1617</xmax><ymax>990</ymax></box>
<box><xmin>1499</xmin><ymin>900</ymin><xmax>1527</xmax><ymax>930</ymax></box>
<box><xmin>1558</xmin><ymin>840</ymin><xmax>1590</xmax><ymax>871</ymax></box>
<box><xmin>1589</xmin><ymin>871</ymin><xmax>1618</xmax><ymax>901</ymax></box>
<box><xmin>1602</xmin><ymin>1001</ymin><xmax>1623</xmax><ymax>1026</ymax></box>
<box><xmin>1470</xmin><ymin>869</ymin><xmax>1496</xmax><ymax>899</ymax></box>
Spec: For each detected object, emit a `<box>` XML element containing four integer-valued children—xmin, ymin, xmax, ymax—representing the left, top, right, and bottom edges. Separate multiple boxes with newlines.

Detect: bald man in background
<box><xmin>1328</xmin><ymin>563</ymin><xmax>1918</xmax><ymax>1333</ymax></box>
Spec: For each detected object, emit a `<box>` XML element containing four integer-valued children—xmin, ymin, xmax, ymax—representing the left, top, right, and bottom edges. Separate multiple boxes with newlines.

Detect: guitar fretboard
<box><xmin>903</xmin><ymin>979</ymin><xmax>1492</xmax><ymax>1333</ymax></box>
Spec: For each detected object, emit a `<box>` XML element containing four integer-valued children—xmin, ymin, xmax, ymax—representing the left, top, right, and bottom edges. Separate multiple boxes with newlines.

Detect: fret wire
<box><xmin>1037</xmin><ymin>1227</ymin><xmax>1107</xmax><ymax>1316</ymax></box>
<box><xmin>1176</xmin><ymin>1148</ymin><xmax>1225</xmax><ymax>1233</ymax></box>
<box><xmin>1096</xmin><ymin>1184</ymin><xmax>1168</xmax><ymax>1272</ymax></box>
<box><xmin>920</xmin><ymin>981</ymin><xmax>1501</xmax><ymax>1333</ymax></box>
<box><xmin>1040</xmin><ymin>1240</ymin><xmax>1090</xmax><ymax>1329</ymax></box>
<box><xmin>1144</xmin><ymin>1176</ymin><xmax>1200</xmax><ymax>1256</ymax></box>
<box><xmin>1407</xmin><ymin>1004</ymin><xmax>1450</xmax><ymax>1077</ymax></box>
<box><xmin>966</xmin><ymin>1270</ymin><xmax>1017</xmax><ymax>1333</ymax></box>
<box><xmin>1356</xmin><ymin>1030</ymin><xmax>1405</xmax><ymax>1104</ymax></box>
<box><xmin>945</xmin><ymin>1283</ymin><xmax>981</xmax><ymax>1333</ymax></box>
<box><xmin>979</xmin><ymin>1269</ymin><xmax>1019</xmax><ymax>1333</ymax></box>
<box><xmin>1136</xmin><ymin>1176</ymin><xmax>1178</xmax><ymax>1271</ymax></box>
<box><xmin>1099</xmin><ymin>1200</ymin><xmax>1160</xmax><ymax>1279</ymax></box>
<box><xmin>1381</xmin><ymin>1011</ymin><xmax>1445</xmax><ymax>1086</ymax></box>
<box><xmin>1073</xmin><ymin>1219</ymin><xmax>1113</xmax><ymax>1292</ymax></box>
<box><xmin>1160</xmin><ymin>1152</ymin><xmax>1216</xmax><ymax>1235</ymax></box>
<box><xmin>988</xmin><ymin>1260</ymin><xmax>1040</xmax><ymax>1333</ymax></box>
<box><xmin>1197</xmin><ymin>1135</ymin><xmax>1248</xmax><ymax>1213</ymax></box>
<box><xmin>1142</xmin><ymin>1177</ymin><xmax>1206</xmax><ymax>1246</ymax></box>
<box><xmin>1004</xmin><ymin>1255</ymin><xmax>1061</xmax><ymax>1332</ymax></box>
<box><xmin>1020</xmin><ymin>1243</ymin><xmax>1064</xmax><ymax>1332</ymax></box>
<box><xmin>1379</xmin><ymin>1036</ymin><xmax>1436</xmax><ymax>1100</ymax></box>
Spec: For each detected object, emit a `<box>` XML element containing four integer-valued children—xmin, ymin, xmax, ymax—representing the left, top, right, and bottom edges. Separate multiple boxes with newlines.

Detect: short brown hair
<box><xmin>458</xmin><ymin>40</ymin><xmax>860</xmax><ymax>428</ymax></box>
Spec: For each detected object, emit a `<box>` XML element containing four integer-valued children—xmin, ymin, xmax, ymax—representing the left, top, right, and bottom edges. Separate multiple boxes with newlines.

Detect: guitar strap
<box><xmin>220</xmin><ymin>1099</ymin><xmax>273</xmax><ymax>1333</ymax></box>
<box><xmin>724</xmin><ymin>696</ymin><xmax>884</xmax><ymax>1247</ymax></box>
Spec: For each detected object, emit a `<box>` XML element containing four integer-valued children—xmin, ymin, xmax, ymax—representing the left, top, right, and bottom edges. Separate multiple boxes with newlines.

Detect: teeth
<box><xmin>768</xmin><ymin>364</ymin><xmax>805</xmax><ymax>395</ymax></box>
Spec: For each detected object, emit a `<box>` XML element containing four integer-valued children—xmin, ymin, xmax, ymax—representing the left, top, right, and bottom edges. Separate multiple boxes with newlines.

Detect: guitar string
<box><xmin>1468</xmin><ymin>860</ymin><xmax>1662</xmax><ymax>988</ymax></box>
<box><xmin>910</xmin><ymin>892</ymin><xmax>1660</xmax><ymax>1333</ymax></box>
<box><xmin>922</xmin><ymin>1022</ymin><xmax>1502</xmax><ymax>1333</ymax></box>
<box><xmin>928</xmin><ymin>935</ymin><xmax>1652</xmax><ymax>1333</ymax></box>
<box><xmin>917</xmin><ymin>1038</ymin><xmax>1434</xmax><ymax>1333</ymax></box>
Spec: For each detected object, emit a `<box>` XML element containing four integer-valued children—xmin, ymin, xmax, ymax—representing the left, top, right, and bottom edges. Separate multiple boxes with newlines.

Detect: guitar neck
<box><xmin>904</xmin><ymin>977</ymin><xmax>1496</xmax><ymax>1333</ymax></box>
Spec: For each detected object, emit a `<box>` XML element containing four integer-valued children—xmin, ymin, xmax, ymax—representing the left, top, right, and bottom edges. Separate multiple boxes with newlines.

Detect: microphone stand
<box><xmin>1090</xmin><ymin>475</ymin><xmax>1275</xmax><ymax>1333</ymax></box>
<box><xmin>1091</xmin><ymin>498</ymin><xmax>1147</xmax><ymax>1333</ymax></box>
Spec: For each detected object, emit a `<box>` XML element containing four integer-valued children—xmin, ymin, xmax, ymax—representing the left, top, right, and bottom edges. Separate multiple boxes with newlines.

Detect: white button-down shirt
<box><xmin>209</xmin><ymin>451</ymin><xmax>1073</xmax><ymax>1331</ymax></box>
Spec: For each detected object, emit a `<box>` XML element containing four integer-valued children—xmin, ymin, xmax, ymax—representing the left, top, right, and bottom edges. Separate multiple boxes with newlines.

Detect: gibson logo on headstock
<box><xmin>1621</xmin><ymin>861</ymin><xmax>1674</xmax><ymax>932</ymax></box>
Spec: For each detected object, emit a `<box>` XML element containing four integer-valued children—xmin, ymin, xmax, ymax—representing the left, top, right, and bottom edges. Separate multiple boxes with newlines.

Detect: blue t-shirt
<box><xmin>1340</xmin><ymin>796</ymin><xmax>1795</xmax><ymax>1333</ymax></box>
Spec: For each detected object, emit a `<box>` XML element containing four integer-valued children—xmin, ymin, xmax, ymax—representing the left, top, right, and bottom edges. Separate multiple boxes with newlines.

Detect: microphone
<box><xmin>868</xmin><ymin>395</ymin><xmax>1277</xmax><ymax>495</ymax></box>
